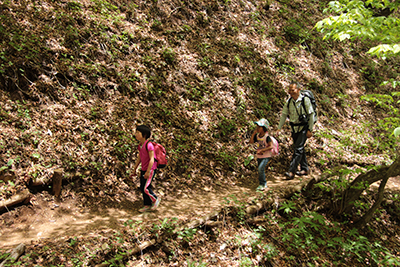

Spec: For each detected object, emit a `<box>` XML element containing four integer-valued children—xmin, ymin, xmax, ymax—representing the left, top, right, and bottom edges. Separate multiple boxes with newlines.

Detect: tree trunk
<box><xmin>353</xmin><ymin>156</ymin><xmax>400</xmax><ymax>228</ymax></box>
<box><xmin>331</xmin><ymin>157</ymin><xmax>400</xmax><ymax>227</ymax></box>
<box><xmin>0</xmin><ymin>189</ymin><xmax>30</xmax><ymax>211</ymax></box>
<box><xmin>52</xmin><ymin>169</ymin><xmax>63</xmax><ymax>201</ymax></box>
<box><xmin>331</xmin><ymin>168</ymin><xmax>388</xmax><ymax>215</ymax></box>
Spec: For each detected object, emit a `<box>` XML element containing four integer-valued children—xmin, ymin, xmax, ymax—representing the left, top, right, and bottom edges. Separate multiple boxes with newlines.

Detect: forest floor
<box><xmin>0</xmin><ymin>170</ymin><xmax>295</xmax><ymax>248</ymax></box>
<box><xmin>1</xmin><ymin>0</ymin><xmax>400</xmax><ymax>265</ymax></box>
<box><xmin>1</xmin><ymin>170</ymin><xmax>399</xmax><ymax>249</ymax></box>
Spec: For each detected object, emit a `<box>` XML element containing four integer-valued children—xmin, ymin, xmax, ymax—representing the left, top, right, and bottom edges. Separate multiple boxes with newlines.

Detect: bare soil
<box><xmin>2</xmin><ymin>171</ymin><xmax>399</xmax><ymax>249</ymax></box>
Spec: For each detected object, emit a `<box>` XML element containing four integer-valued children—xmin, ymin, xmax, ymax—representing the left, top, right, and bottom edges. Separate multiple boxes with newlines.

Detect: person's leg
<box><xmin>139</xmin><ymin>171</ymin><xmax>152</xmax><ymax>207</ymax></box>
<box><xmin>299</xmin><ymin>147</ymin><xmax>309</xmax><ymax>173</ymax></box>
<box><xmin>289</xmin><ymin>129</ymin><xmax>308</xmax><ymax>174</ymax></box>
<box><xmin>257</xmin><ymin>158</ymin><xmax>270</xmax><ymax>187</ymax></box>
<box><xmin>143</xmin><ymin>169</ymin><xmax>158</xmax><ymax>204</ymax></box>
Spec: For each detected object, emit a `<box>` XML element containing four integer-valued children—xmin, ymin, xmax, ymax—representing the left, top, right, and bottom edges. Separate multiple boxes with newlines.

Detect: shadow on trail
<box><xmin>0</xmin><ymin>184</ymin><xmax>255</xmax><ymax>248</ymax></box>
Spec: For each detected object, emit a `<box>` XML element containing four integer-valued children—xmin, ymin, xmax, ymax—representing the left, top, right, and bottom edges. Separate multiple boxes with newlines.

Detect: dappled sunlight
<box><xmin>0</xmin><ymin>185</ymin><xmax>254</xmax><ymax>248</ymax></box>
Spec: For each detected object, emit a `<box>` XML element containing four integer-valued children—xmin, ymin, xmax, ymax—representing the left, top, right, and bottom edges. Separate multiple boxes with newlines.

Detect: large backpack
<box><xmin>300</xmin><ymin>90</ymin><xmax>318</xmax><ymax>123</ymax></box>
<box><xmin>142</xmin><ymin>141</ymin><xmax>168</xmax><ymax>169</ymax></box>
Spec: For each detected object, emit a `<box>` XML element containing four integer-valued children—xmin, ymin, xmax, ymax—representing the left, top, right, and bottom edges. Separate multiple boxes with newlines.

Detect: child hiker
<box><xmin>250</xmin><ymin>118</ymin><xmax>273</xmax><ymax>191</ymax></box>
<box><xmin>133</xmin><ymin>125</ymin><xmax>161</xmax><ymax>212</ymax></box>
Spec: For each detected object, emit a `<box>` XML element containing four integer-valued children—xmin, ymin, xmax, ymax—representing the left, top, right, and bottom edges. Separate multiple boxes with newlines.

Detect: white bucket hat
<box><xmin>254</xmin><ymin>118</ymin><xmax>269</xmax><ymax>128</ymax></box>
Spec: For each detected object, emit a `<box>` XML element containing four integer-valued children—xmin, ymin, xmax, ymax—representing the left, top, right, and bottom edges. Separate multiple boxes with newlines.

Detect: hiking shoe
<box><xmin>256</xmin><ymin>185</ymin><xmax>266</xmax><ymax>191</ymax></box>
<box><xmin>296</xmin><ymin>170</ymin><xmax>309</xmax><ymax>176</ymax></box>
<box><xmin>284</xmin><ymin>172</ymin><xmax>295</xmax><ymax>180</ymax></box>
<box><xmin>139</xmin><ymin>206</ymin><xmax>151</xmax><ymax>213</ymax></box>
<box><xmin>151</xmin><ymin>197</ymin><xmax>161</xmax><ymax>211</ymax></box>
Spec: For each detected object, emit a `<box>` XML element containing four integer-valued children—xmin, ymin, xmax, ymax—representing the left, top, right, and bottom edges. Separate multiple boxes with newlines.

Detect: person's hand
<box><xmin>306</xmin><ymin>130</ymin><xmax>312</xmax><ymax>138</ymax></box>
<box><xmin>144</xmin><ymin>171</ymin><xmax>150</xmax><ymax>179</ymax></box>
<box><xmin>129</xmin><ymin>171</ymin><xmax>138</xmax><ymax>180</ymax></box>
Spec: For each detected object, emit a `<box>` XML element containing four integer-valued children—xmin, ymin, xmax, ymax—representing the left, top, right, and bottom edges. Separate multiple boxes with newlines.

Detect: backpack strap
<box><xmin>288</xmin><ymin>94</ymin><xmax>308</xmax><ymax>132</ymax></box>
<box><xmin>144</xmin><ymin>140</ymin><xmax>158</xmax><ymax>163</ymax></box>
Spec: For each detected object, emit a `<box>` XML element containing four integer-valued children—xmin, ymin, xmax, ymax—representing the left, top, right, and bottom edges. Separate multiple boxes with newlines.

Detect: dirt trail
<box><xmin>1</xmin><ymin>173</ymin><xmax>399</xmax><ymax>249</ymax></box>
<box><xmin>0</xmin><ymin>173</ymin><xmax>285</xmax><ymax>248</ymax></box>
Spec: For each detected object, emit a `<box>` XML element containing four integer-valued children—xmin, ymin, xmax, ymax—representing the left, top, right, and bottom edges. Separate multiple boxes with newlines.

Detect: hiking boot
<box><xmin>151</xmin><ymin>197</ymin><xmax>161</xmax><ymax>211</ymax></box>
<box><xmin>139</xmin><ymin>206</ymin><xmax>151</xmax><ymax>213</ymax></box>
<box><xmin>284</xmin><ymin>172</ymin><xmax>295</xmax><ymax>180</ymax></box>
<box><xmin>295</xmin><ymin>170</ymin><xmax>309</xmax><ymax>176</ymax></box>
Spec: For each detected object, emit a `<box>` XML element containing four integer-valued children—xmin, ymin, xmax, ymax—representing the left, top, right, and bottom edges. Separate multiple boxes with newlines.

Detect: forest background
<box><xmin>0</xmin><ymin>0</ymin><xmax>400</xmax><ymax>266</ymax></box>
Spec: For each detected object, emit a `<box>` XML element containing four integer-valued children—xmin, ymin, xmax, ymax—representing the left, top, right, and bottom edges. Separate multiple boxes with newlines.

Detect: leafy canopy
<box><xmin>315</xmin><ymin>0</ymin><xmax>400</xmax><ymax>137</ymax></box>
<box><xmin>315</xmin><ymin>0</ymin><xmax>400</xmax><ymax>59</ymax></box>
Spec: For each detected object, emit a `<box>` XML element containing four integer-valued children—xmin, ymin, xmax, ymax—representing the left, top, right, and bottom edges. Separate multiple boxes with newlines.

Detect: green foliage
<box><xmin>67</xmin><ymin>1</ymin><xmax>83</xmax><ymax>11</ymax></box>
<box><xmin>162</xmin><ymin>47</ymin><xmax>177</xmax><ymax>65</ymax></box>
<box><xmin>244</xmin><ymin>155</ymin><xmax>254</xmax><ymax>166</ymax></box>
<box><xmin>216</xmin><ymin>148</ymin><xmax>238</xmax><ymax>168</ymax></box>
<box><xmin>215</xmin><ymin>117</ymin><xmax>238</xmax><ymax>139</ymax></box>
<box><xmin>361</xmin><ymin>92</ymin><xmax>400</xmax><ymax>148</ymax></box>
<box><xmin>177</xmin><ymin>228</ymin><xmax>197</xmax><ymax>242</ymax></box>
<box><xmin>283</xmin><ymin>18</ymin><xmax>309</xmax><ymax>44</ymax></box>
<box><xmin>151</xmin><ymin>218</ymin><xmax>179</xmax><ymax>237</ymax></box>
<box><xmin>277</xmin><ymin>211</ymin><xmax>399</xmax><ymax>265</ymax></box>
<box><xmin>187</xmin><ymin>258</ymin><xmax>207</xmax><ymax>267</ymax></box>
<box><xmin>279</xmin><ymin>200</ymin><xmax>296</xmax><ymax>214</ymax></box>
<box><xmin>315</xmin><ymin>0</ymin><xmax>400</xmax><ymax>59</ymax></box>
<box><xmin>394</xmin><ymin>127</ymin><xmax>400</xmax><ymax>137</ymax></box>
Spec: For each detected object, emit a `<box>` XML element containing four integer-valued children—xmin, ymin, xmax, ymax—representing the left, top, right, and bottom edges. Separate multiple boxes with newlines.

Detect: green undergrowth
<box><xmin>0</xmin><ymin>0</ymin><xmax>399</xmax><ymax>265</ymax></box>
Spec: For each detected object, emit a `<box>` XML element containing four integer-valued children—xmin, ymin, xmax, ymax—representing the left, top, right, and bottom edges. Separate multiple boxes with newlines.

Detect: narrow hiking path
<box><xmin>1</xmin><ymin>172</ymin><xmax>399</xmax><ymax>249</ymax></box>
<box><xmin>0</xmin><ymin>172</ymin><xmax>295</xmax><ymax>248</ymax></box>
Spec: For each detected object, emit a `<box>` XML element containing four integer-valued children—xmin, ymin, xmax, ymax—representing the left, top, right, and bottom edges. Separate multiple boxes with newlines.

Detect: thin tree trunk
<box><xmin>353</xmin><ymin>157</ymin><xmax>400</xmax><ymax>228</ymax></box>
<box><xmin>353</xmin><ymin>176</ymin><xmax>389</xmax><ymax>228</ymax></box>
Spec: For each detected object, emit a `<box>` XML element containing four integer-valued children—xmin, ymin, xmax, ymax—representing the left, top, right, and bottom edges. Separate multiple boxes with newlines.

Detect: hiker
<box><xmin>278</xmin><ymin>82</ymin><xmax>315</xmax><ymax>180</ymax></box>
<box><xmin>250</xmin><ymin>118</ymin><xmax>274</xmax><ymax>191</ymax></box>
<box><xmin>133</xmin><ymin>125</ymin><xmax>161</xmax><ymax>212</ymax></box>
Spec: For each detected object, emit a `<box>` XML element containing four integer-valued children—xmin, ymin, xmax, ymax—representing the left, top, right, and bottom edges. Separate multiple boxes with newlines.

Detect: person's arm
<box><xmin>144</xmin><ymin>150</ymin><xmax>155</xmax><ymax>179</ymax></box>
<box><xmin>278</xmin><ymin>115</ymin><xmax>286</xmax><ymax>130</ymax></box>
<box><xmin>131</xmin><ymin>156</ymin><xmax>141</xmax><ymax>180</ymax></box>
<box><xmin>278</xmin><ymin>101</ymin><xmax>289</xmax><ymax>130</ymax></box>
<box><xmin>250</xmin><ymin>129</ymin><xmax>257</xmax><ymax>144</ymax></box>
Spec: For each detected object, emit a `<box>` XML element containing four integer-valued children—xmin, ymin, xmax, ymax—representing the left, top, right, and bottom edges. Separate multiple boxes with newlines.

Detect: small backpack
<box><xmin>143</xmin><ymin>141</ymin><xmax>168</xmax><ymax>169</ymax></box>
<box><xmin>261</xmin><ymin>134</ymin><xmax>279</xmax><ymax>158</ymax></box>
<box><xmin>269</xmin><ymin>136</ymin><xmax>279</xmax><ymax>157</ymax></box>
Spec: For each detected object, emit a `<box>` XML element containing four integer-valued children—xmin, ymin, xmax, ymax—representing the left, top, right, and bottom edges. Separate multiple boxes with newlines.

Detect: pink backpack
<box><xmin>141</xmin><ymin>141</ymin><xmax>168</xmax><ymax>169</ymax></box>
<box><xmin>263</xmin><ymin>134</ymin><xmax>279</xmax><ymax>158</ymax></box>
<box><xmin>269</xmin><ymin>136</ymin><xmax>279</xmax><ymax>157</ymax></box>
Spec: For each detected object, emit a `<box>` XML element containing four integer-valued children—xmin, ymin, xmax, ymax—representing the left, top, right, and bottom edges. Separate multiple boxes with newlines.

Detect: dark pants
<box><xmin>289</xmin><ymin>128</ymin><xmax>308</xmax><ymax>173</ymax></box>
<box><xmin>139</xmin><ymin>170</ymin><xmax>158</xmax><ymax>206</ymax></box>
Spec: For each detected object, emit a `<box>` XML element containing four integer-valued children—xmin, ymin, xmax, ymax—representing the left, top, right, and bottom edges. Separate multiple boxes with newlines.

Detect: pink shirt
<box><xmin>138</xmin><ymin>141</ymin><xmax>157</xmax><ymax>171</ymax></box>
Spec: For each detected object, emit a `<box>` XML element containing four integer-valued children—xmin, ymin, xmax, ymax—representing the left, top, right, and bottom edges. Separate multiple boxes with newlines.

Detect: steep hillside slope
<box><xmin>1</xmin><ymin>0</ymin><xmax>397</xmax><ymax>197</ymax></box>
<box><xmin>1</xmin><ymin>0</ymin><xmax>399</xmax><ymax>265</ymax></box>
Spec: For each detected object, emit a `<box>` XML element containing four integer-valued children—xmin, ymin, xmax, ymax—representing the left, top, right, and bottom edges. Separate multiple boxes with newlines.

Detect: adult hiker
<box><xmin>277</xmin><ymin>82</ymin><xmax>315</xmax><ymax>180</ymax></box>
